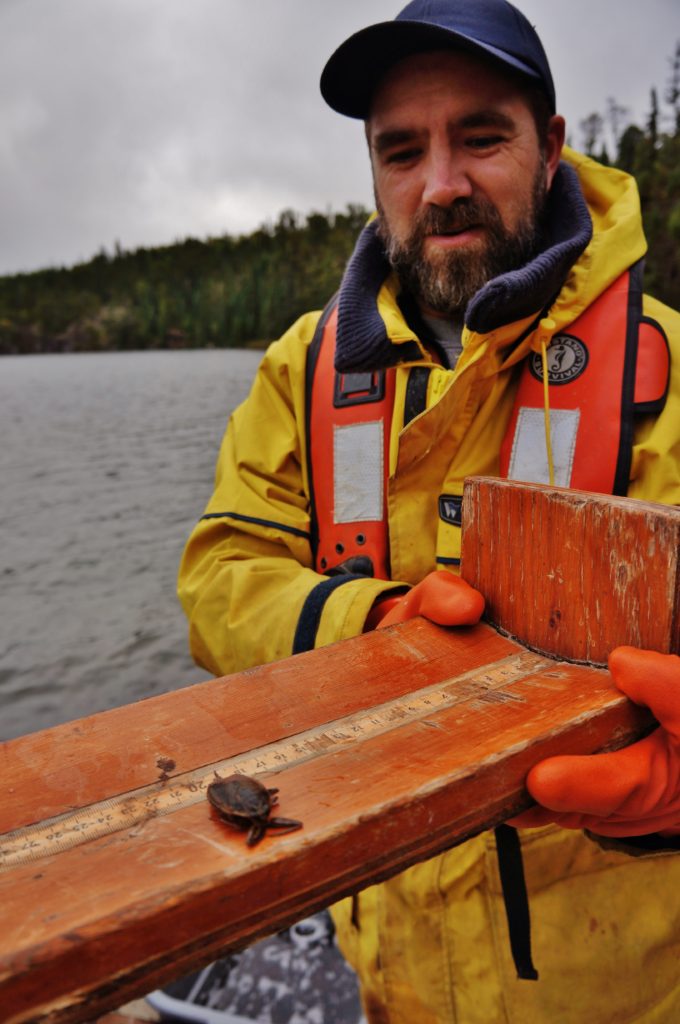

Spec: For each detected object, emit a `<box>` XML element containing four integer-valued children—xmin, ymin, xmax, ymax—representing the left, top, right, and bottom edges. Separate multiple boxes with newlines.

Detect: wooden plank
<box><xmin>0</xmin><ymin>623</ymin><xmax>651</xmax><ymax>1024</ymax></box>
<box><xmin>461</xmin><ymin>478</ymin><xmax>680</xmax><ymax>664</ymax></box>
<box><xmin>0</xmin><ymin>480</ymin><xmax>674</xmax><ymax>1023</ymax></box>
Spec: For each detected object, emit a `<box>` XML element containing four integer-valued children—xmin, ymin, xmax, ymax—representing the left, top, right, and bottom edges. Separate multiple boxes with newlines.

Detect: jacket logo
<box><xmin>439</xmin><ymin>494</ymin><xmax>462</xmax><ymax>527</ymax></box>
<box><xmin>529</xmin><ymin>334</ymin><xmax>589</xmax><ymax>385</ymax></box>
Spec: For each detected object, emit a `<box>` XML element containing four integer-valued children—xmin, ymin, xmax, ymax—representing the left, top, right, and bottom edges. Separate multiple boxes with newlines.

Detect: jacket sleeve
<box><xmin>177</xmin><ymin>312</ymin><xmax>402</xmax><ymax>677</ymax></box>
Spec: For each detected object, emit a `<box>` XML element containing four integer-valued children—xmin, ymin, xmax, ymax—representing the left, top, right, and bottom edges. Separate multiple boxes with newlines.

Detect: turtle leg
<box><xmin>267</xmin><ymin>817</ymin><xmax>303</xmax><ymax>836</ymax></box>
<box><xmin>246</xmin><ymin>820</ymin><xmax>267</xmax><ymax>846</ymax></box>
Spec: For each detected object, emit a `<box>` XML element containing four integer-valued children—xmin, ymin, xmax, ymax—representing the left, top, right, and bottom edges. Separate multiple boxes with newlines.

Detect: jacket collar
<box><xmin>335</xmin><ymin>161</ymin><xmax>593</xmax><ymax>373</ymax></box>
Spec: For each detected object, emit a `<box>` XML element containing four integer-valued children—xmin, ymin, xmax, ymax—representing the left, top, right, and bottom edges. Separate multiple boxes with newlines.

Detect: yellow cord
<box><xmin>540</xmin><ymin>338</ymin><xmax>555</xmax><ymax>486</ymax></box>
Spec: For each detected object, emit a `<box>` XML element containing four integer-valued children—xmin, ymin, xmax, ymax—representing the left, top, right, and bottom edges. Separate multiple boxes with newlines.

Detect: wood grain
<box><xmin>461</xmin><ymin>478</ymin><xmax>680</xmax><ymax>664</ymax></box>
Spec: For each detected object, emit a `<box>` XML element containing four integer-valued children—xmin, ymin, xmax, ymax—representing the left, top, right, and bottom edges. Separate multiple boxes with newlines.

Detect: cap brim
<box><xmin>320</xmin><ymin>20</ymin><xmax>549</xmax><ymax>119</ymax></box>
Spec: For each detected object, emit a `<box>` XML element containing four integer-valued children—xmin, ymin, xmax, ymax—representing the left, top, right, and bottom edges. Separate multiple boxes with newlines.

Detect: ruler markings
<box><xmin>0</xmin><ymin>650</ymin><xmax>547</xmax><ymax>869</ymax></box>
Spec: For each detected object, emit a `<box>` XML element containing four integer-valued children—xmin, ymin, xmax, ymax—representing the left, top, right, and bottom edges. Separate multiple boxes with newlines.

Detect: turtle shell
<box><xmin>207</xmin><ymin>774</ymin><xmax>274</xmax><ymax>819</ymax></box>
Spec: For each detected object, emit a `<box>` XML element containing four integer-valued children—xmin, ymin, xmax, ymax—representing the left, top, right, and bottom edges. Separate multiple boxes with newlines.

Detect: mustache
<box><xmin>413</xmin><ymin>198</ymin><xmax>503</xmax><ymax>237</ymax></box>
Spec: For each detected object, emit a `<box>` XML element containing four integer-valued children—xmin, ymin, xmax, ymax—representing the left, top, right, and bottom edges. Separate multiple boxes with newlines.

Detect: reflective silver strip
<box><xmin>507</xmin><ymin>407</ymin><xmax>580</xmax><ymax>487</ymax></box>
<box><xmin>333</xmin><ymin>421</ymin><xmax>383</xmax><ymax>523</ymax></box>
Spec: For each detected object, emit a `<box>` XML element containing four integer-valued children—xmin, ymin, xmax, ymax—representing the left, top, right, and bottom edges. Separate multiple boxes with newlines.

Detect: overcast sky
<box><xmin>1</xmin><ymin>0</ymin><xmax>678</xmax><ymax>276</ymax></box>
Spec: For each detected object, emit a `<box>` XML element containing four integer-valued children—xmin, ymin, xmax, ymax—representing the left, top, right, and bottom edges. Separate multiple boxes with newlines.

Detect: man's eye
<box><xmin>385</xmin><ymin>148</ymin><xmax>421</xmax><ymax>164</ymax></box>
<box><xmin>467</xmin><ymin>135</ymin><xmax>504</xmax><ymax>150</ymax></box>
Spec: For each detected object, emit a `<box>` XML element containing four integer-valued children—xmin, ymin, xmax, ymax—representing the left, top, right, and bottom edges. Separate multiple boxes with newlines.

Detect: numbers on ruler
<box><xmin>1</xmin><ymin>652</ymin><xmax>545</xmax><ymax>868</ymax></box>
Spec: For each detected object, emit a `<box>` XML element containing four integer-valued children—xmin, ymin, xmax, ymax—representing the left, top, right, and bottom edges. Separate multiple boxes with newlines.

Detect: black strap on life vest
<box><xmin>614</xmin><ymin>261</ymin><xmax>644</xmax><ymax>494</ymax></box>
<box><xmin>495</xmin><ymin>825</ymin><xmax>539</xmax><ymax>980</ymax></box>
<box><xmin>304</xmin><ymin>294</ymin><xmax>338</xmax><ymax>565</ymax></box>
<box><xmin>613</xmin><ymin>260</ymin><xmax>671</xmax><ymax>493</ymax></box>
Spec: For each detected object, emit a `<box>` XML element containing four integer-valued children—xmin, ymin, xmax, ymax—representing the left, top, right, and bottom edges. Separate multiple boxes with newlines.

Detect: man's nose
<box><xmin>421</xmin><ymin>150</ymin><xmax>473</xmax><ymax>207</ymax></box>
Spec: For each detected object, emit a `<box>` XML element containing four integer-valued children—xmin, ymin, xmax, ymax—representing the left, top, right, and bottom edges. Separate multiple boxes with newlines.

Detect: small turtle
<box><xmin>207</xmin><ymin>773</ymin><xmax>303</xmax><ymax>847</ymax></box>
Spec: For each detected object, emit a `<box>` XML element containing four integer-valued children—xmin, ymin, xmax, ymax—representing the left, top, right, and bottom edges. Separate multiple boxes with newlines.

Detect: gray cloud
<box><xmin>1</xmin><ymin>0</ymin><xmax>677</xmax><ymax>274</ymax></box>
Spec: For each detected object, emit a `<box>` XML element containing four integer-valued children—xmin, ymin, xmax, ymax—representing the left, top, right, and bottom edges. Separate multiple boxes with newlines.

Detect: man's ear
<box><xmin>545</xmin><ymin>115</ymin><xmax>566</xmax><ymax>189</ymax></box>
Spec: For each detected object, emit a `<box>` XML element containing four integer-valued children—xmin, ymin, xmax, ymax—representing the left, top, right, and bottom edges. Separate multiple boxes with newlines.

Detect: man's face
<box><xmin>367</xmin><ymin>50</ymin><xmax>564</xmax><ymax>318</ymax></box>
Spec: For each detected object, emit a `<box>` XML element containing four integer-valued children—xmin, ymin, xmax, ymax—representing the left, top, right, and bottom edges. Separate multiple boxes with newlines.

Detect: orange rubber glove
<box><xmin>366</xmin><ymin>570</ymin><xmax>485</xmax><ymax>630</ymax></box>
<box><xmin>512</xmin><ymin>647</ymin><xmax>680</xmax><ymax>838</ymax></box>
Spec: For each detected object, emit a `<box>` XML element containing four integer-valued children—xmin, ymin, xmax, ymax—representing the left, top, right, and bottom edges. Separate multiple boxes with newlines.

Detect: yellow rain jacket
<box><xmin>178</xmin><ymin>150</ymin><xmax>680</xmax><ymax>1023</ymax></box>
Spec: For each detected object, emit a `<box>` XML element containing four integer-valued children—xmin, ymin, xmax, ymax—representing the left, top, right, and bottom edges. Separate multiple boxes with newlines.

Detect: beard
<box><xmin>376</xmin><ymin>169</ymin><xmax>547</xmax><ymax>319</ymax></box>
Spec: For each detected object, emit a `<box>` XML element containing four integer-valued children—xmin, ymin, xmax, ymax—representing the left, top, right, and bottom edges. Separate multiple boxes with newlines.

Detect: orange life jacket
<box><xmin>305</xmin><ymin>264</ymin><xmax>669</xmax><ymax>581</ymax></box>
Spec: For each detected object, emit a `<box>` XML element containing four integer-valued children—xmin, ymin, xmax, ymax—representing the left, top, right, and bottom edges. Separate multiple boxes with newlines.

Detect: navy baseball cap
<box><xmin>320</xmin><ymin>0</ymin><xmax>556</xmax><ymax>118</ymax></box>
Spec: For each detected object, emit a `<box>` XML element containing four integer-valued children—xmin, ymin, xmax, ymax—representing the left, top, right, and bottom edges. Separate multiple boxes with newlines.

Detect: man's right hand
<box><xmin>366</xmin><ymin>570</ymin><xmax>485</xmax><ymax>630</ymax></box>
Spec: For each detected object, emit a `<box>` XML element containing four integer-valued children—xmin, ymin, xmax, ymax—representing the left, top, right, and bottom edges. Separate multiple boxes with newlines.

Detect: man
<box><xmin>178</xmin><ymin>1</ymin><xmax>680</xmax><ymax>1020</ymax></box>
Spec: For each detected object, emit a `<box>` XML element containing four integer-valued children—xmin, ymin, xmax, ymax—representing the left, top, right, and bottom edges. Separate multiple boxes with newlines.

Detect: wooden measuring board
<box><xmin>1</xmin><ymin>480</ymin><xmax>679</xmax><ymax>1024</ymax></box>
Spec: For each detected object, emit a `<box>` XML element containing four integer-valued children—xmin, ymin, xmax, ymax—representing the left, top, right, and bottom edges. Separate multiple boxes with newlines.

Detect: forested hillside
<box><xmin>1</xmin><ymin>49</ymin><xmax>678</xmax><ymax>355</ymax></box>
<box><xmin>0</xmin><ymin>206</ymin><xmax>368</xmax><ymax>354</ymax></box>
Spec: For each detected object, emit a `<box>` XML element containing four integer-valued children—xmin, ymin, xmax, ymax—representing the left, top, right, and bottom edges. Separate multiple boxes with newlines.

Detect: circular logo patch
<box><xmin>529</xmin><ymin>334</ymin><xmax>589</xmax><ymax>385</ymax></box>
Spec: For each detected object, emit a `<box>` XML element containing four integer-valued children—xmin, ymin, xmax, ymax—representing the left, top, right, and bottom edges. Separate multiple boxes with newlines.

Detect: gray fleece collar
<box><xmin>335</xmin><ymin>162</ymin><xmax>593</xmax><ymax>373</ymax></box>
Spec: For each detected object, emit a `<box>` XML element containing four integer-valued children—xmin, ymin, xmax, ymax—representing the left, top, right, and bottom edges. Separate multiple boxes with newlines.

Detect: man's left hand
<box><xmin>371</xmin><ymin>570</ymin><xmax>484</xmax><ymax>629</ymax></box>
<box><xmin>511</xmin><ymin>646</ymin><xmax>680</xmax><ymax>838</ymax></box>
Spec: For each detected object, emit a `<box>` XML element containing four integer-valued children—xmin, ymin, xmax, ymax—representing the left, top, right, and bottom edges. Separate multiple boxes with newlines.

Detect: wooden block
<box><xmin>1</xmin><ymin>479</ymin><xmax>674</xmax><ymax>1023</ymax></box>
<box><xmin>461</xmin><ymin>478</ymin><xmax>680</xmax><ymax>664</ymax></box>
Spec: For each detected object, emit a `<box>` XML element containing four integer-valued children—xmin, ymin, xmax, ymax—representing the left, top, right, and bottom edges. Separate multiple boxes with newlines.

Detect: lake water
<box><xmin>1</xmin><ymin>349</ymin><xmax>366</xmax><ymax>1023</ymax></box>
<box><xmin>1</xmin><ymin>348</ymin><xmax>264</xmax><ymax>741</ymax></box>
